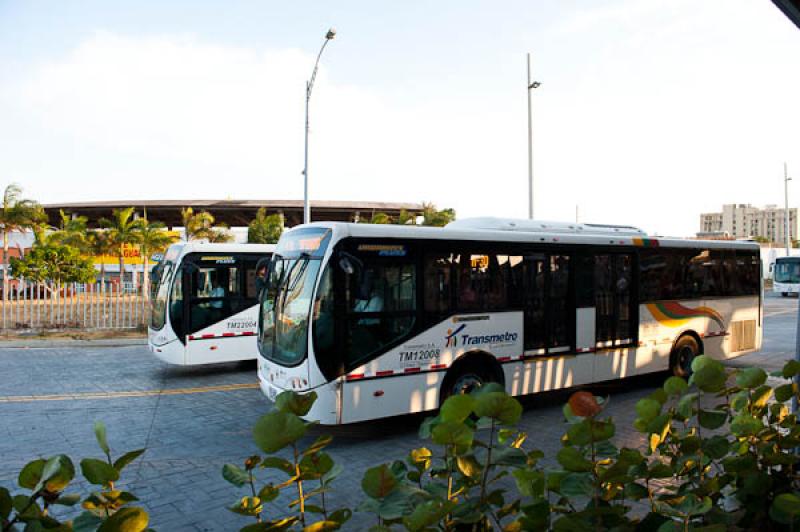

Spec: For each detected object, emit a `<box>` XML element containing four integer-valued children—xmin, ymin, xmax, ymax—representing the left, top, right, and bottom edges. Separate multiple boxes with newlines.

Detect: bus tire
<box><xmin>439</xmin><ymin>354</ymin><xmax>503</xmax><ymax>407</ymax></box>
<box><xmin>670</xmin><ymin>334</ymin><xmax>700</xmax><ymax>378</ymax></box>
<box><xmin>782</xmin><ymin>292</ymin><xmax>788</xmax><ymax>297</ymax></box>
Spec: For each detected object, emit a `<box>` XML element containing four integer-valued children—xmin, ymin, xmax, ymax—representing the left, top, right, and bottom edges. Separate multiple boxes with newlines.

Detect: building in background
<box><xmin>699</xmin><ymin>203</ymin><xmax>798</xmax><ymax>244</ymax></box>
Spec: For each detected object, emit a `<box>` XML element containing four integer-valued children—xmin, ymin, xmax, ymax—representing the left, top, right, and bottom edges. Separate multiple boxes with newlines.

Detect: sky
<box><xmin>0</xmin><ymin>0</ymin><xmax>798</xmax><ymax>237</ymax></box>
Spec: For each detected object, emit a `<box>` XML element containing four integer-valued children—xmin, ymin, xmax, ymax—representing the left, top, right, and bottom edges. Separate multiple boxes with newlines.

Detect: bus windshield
<box><xmin>775</xmin><ymin>259</ymin><xmax>800</xmax><ymax>284</ymax></box>
<box><xmin>150</xmin><ymin>259</ymin><xmax>175</xmax><ymax>330</ymax></box>
<box><xmin>259</xmin><ymin>254</ymin><xmax>322</xmax><ymax>366</ymax></box>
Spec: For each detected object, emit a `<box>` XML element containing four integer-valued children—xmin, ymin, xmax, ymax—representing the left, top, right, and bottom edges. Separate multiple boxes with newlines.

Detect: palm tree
<box><xmin>397</xmin><ymin>209</ymin><xmax>417</xmax><ymax>225</ymax></box>
<box><xmin>181</xmin><ymin>207</ymin><xmax>216</xmax><ymax>241</ymax></box>
<box><xmin>208</xmin><ymin>227</ymin><xmax>234</xmax><ymax>243</ymax></box>
<box><xmin>88</xmin><ymin>230</ymin><xmax>113</xmax><ymax>283</ymax></box>
<box><xmin>421</xmin><ymin>202</ymin><xmax>456</xmax><ymax>227</ymax></box>
<box><xmin>0</xmin><ymin>184</ymin><xmax>46</xmax><ymax>299</ymax></box>
<box><xmin>368</xmin><ymin>212</ymin><xmax>392</xmax><ymax>224</ymax></box>
<box><xmin>138</xmin><ymin>220</ymin><xmax>178</xmax><ymax>296</ymax></box>
<box><xmin>248</xmin><ymin>208</ymin><xmax>283</xmax><ymax>243</ymax></box>
<box><xmin>51</xmin><ymin>210</ymin><xmax>91</xmax><ymax>253</ymax></box>
<box><xmin>100</xmin><ymin>207</ymin><xmax>144</xmax><ymax>287</ymax></box>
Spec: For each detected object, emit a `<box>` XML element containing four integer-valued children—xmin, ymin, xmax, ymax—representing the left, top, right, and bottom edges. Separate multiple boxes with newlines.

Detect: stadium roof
<box><xmin>42</xmin><ymin>199</ymin><xmax>424</xmax><ymax>228</ymax></box>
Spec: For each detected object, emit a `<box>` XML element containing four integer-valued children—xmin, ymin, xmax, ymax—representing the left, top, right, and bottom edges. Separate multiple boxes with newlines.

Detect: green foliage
<box><xmin>420</xmin><ymin>203</ymin><xmax>455</xmax><ymax>227</ymax></box>
<box><xmin>360</xmin><ymin>387</ymin><xmax>537</xmax><ymax>530</ymax></box>
<box><xmin>223</xmin><ymin>390</ymin><xmax>350</xmax><ymax>531</ymax></box>
<box><xmin>181</xmin><ymin>207</ymin><xmax>233</xmax><ymax>242</ymax></box>
<box><xmin>631</xmin><ymin>355</ymin><xmax>800</xmax><ymax>530</ymax></box>
<box><xmin>356</xmin><ymin>204</ymin><xmax>456</xmax><ymax>227</ymax></box>
<box><xmin>0</xmin><ymin>421</ymin><xmax>147</xmax><ymax>532</ymax></box>
<box><xmin>248</xmin><ymin>208</ymin><xmax>284</xmax><ymax>244</ymax></box>
<box><xmin>0</xmin><ymin>184</ymin><xmax>47</xmax><ymax>241</ymax></box>
<box><xmin>366</xmin><ymin>212</ymin><xmax>393</xmax><ymax>225</ymax></box>
<box><xmin>355</xmin><ymin>358</ymin><xmax>800</xmax><ymax>530</ymax></box>
<box><xmin>10</xmin><ymin>241</ymin><xmax>95</xmax><ymax>283</ymax></box>
<box><xmin>49</xmin><ymin>210</ymin><xmax>92</xmax><ymax>253</ymax></box>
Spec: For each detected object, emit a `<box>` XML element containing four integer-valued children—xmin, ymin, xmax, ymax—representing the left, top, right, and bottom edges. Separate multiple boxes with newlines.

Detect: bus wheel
<box><xmin>440</xmin><ymin>363</ymin><xmax>498</xmax><ymax>406</ymax></box>
<box><xmin>671</xmin><ymin>335</ymin><xmax>699</xmax><ymax>378</ymax></box>
<box><xmin>782</xmin><ymin>292</ymin><xmax>788</xmax><ymax>297</ymax></box>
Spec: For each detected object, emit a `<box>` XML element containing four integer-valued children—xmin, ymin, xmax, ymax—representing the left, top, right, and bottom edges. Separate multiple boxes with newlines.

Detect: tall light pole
<box><xmin>527</xmin><ymin>53</ymin><xmax>541</xmax><ymax>220</ymax></box>
<box><xmin>785</xmin><ymin>162</ymin><xmax>792</xmax><ymax>256</ymax></box>
<box><xmin>303</xmin><ymin>28</ymin><xmax>336</xmax><ymax>225</ymax></box>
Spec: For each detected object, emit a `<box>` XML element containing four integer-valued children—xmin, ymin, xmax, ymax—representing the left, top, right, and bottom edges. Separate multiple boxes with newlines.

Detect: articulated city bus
<box><xmin>257</xmin><ymin>219</ymin><xmax>762</xmax><ymax>424</ymax></box>
<box><xmin>773</xmin><ymin>256</ymin><xmax>800</xmax><ymax>296</ymax></box>
<box><xmin>149</xmin><ymin>242</ymin><xmax>274</xmax><ymax>365</ymax></box>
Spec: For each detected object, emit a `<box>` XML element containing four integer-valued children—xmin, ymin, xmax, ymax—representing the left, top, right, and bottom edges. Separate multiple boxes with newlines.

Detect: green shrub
<box><xmin>222</xmin><ymin>390</ymin><xmax>351</xmax><ymax>531</ymax></box>
<box><xmin>359</xmin><ymin>383</ymin><xmax>539</xmax><ymax>531</ymax></box>
<box><xmin>1</xmin><ymin>421</ymin><xmax>148</xmax><ymax>532</ymax></box>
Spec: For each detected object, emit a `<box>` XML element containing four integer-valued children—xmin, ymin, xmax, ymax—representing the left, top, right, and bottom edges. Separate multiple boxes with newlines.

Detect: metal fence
<box><xmin>0</xmin><ymin>282</ymin><xmax>150</xmax><ymax>331</ymax></box>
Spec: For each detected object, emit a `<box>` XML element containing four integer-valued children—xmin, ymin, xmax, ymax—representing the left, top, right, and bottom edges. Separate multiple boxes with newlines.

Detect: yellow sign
<box><xmin>89</xmin><ymin>231</ymin><xmax>181</xmax><ymax>266</ymax></box>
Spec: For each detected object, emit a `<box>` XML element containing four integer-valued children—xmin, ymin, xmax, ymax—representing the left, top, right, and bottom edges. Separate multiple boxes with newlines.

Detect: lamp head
<box><xmin>326</xmin><ymin>28</ymin><xmax>336</xmax><ymax>40</ymax></box>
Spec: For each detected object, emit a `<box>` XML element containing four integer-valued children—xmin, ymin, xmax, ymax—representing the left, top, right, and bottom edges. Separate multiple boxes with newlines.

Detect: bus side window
<box><xmin>345</xmin><ymin>261</ymin><xmax>416</xmax><ymax>368</ymax></box>
<box><xmin>575</xmin><ymin>254</ymin><xmax>594</xmax><ymax>308</ymax></box>
<box><xmin>424</xmin><ymin>253</ymin><xmax>454</xmax><ymax>316</ymax></box>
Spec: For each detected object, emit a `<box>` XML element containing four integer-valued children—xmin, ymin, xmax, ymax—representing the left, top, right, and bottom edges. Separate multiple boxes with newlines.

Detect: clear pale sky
<box><xmin>0</xmin><ymin>0</ymin><xmax>798</xmax><ymax>236</ymax></box>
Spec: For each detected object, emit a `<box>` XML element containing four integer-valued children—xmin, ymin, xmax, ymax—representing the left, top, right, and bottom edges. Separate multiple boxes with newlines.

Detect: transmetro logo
<box><xmin>445</xmin><ymin>324</ymin><xmax>467</xmax><ymax>347</ymax></box>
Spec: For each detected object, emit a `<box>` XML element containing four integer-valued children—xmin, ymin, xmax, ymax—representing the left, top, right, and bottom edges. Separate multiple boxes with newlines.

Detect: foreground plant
<box><xmin>0</xmin><ymin>421</ymin><xmax>149</xmax><ymax>532</ymax></box>
<box><xmin>634</xmin><ymin>355</ymin><xmax>800</xmax><ymax>530</ymax></box>
<box><xmin>360</xmin><ymin>383</ymin><xmax>542</xmax><ymax>531</ymax></box>
<box><xmin>223</xmin><ymin>390</ymin><xmax>351</xmax><ymax>531</ymax></box>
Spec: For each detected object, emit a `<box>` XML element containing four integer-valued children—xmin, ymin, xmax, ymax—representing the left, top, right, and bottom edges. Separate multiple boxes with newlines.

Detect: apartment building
<box><xmin>699</xmin><ymin>204</ymin><xmax>798</xmax><ymax>243</ymax></box>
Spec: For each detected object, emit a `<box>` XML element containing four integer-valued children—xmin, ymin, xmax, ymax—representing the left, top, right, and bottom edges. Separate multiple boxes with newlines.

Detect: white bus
<box><xmin>257</xmin><ymin>219</ymin><xmax>762</xmax><ymax>424</ymax></box>
<box><xmin>773</xmin><ymin>256</ymin><xmax>800</xmax><ymax>296</ymax></box>
<box><xmin>149</xmin><ymin>242</ymin><xmax>275</xmax><ymax>365</ymax></box>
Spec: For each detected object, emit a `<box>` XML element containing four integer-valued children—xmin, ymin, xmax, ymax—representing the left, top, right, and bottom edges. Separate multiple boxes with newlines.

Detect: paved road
<box><xmin>1</xmin><ymin>293</ymin><xmax>796</xmax><ymax>531</ymax></box>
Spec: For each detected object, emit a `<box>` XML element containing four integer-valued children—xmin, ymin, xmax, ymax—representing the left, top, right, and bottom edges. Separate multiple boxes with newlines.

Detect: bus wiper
<box><xmin>277</xmin><ymin>254</ymin><xmax>311</xmax><ymax>313</ymax></box>
<box><xmin>287</xmin><ymin>254</ymin><xmax>311</xmax><ymax>293</ymax></box>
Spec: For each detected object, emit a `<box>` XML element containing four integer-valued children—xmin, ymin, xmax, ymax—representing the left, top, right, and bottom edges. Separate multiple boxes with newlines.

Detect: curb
<box><xmin>0</xmin><ymin>337</ymin><xmax>147</xmax><ymax>349</ymax></box>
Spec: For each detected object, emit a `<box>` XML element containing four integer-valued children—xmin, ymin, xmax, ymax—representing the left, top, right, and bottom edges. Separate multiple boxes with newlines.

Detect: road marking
<box><xmin>0</xmin><ymin>382</ymin><xmax>260</xmax><ymax>403</ymax></box>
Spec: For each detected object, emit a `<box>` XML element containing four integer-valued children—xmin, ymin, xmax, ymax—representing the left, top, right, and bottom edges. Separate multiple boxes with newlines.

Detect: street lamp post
<box><xmin>527</xmin><ymin>53</ymin><xmax>541</xmax><ymax>220</ymax></box>
<box><xmin>303</xmin><ymin>28</ymin><xmax>336</xmax><ymax>225</ymax></box>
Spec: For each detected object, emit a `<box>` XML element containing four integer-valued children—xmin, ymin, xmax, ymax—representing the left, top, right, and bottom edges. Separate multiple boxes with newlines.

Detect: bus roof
<box><xmin>292</xmin><ymin>220</ymin><xmax>760</xmax><ymax>251</ymax></box>
<box><xmin>165</xmin><ymin>242</ymin><xmax>276</xmax><ymax>262</ymax></box>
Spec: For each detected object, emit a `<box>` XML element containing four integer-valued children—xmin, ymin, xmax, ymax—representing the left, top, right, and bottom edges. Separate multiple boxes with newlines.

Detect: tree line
<box><xmin>0</xmin><ymin>183</ymin><xmax>456</xmax><ymax>289</ymax></box>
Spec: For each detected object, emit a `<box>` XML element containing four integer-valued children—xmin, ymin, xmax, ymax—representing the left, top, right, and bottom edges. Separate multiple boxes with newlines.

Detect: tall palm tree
<box><xmin>0</xmin><ymin>184</ymin><xmax>46</xmax><ymax>298</ymax></box>
<box><xmin>138</xmin><ymin>220</ymin><xmax>178</xmax><ymax>296</ymax></box>
<box><xmin>181</xmin><ymin>207</ymin><xmax>216</xmax><ymax>241</ymax></box>
<box><xmin>100</xmin><ymin>207</ymin><xmax>144</xmax><ymax>287</ymax></box>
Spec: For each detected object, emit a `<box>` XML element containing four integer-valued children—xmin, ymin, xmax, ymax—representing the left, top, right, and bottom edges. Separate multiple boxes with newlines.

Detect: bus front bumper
<box><xmin>257</xmin><ymin>366</ymin><xmax>340</xmax><ymax>424</ymax></box>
